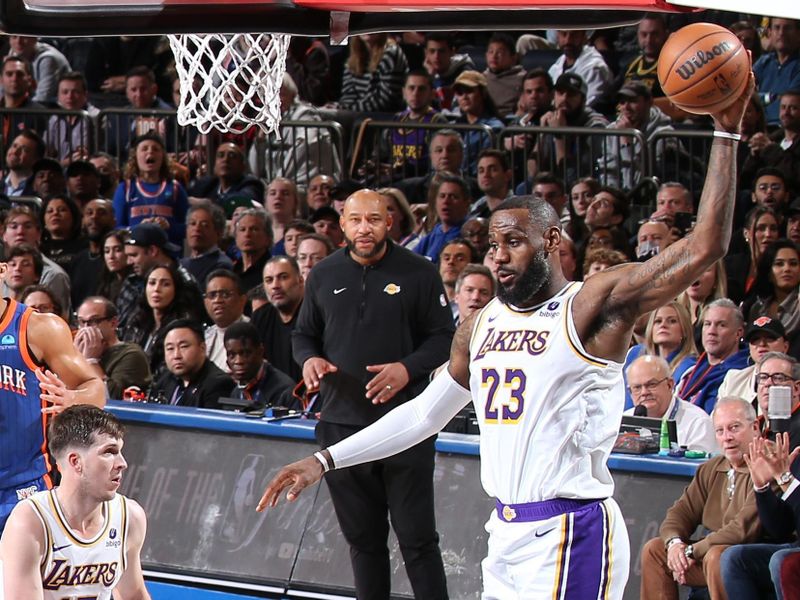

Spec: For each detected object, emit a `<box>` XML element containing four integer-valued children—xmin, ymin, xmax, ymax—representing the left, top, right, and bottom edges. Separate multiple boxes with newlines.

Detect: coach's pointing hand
<box><xmin>256</xmin><ymin>456</ymin><xmax>325</xmax><ymax>510</ymax></box>
<box><xmin>303</xmin><ymin>357</ymin><xmax>338</xmax><ymax>392</ymax></box>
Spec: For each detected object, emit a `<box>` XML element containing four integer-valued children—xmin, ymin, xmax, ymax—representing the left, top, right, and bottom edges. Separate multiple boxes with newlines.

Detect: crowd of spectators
<box><xmin>1</xmin><ymin>15</ymin><xmax>800</xmax><ymax>597</ymax></box>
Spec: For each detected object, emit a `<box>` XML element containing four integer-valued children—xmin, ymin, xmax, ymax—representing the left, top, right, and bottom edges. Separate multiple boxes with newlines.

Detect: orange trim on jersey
<box><xmin>19</xmin><ymin>307</ymin><xmax>44</xmax><ymax>371</ymax></box>
<box><xmin>0</xmin><ymin>297</ymin><xmax>17</xmax><ymax>334</ymax></box>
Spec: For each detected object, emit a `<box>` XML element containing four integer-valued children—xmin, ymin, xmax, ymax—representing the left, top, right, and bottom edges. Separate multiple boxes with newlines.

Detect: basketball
<box><xmin>657</xmin><ymin>23</ymin><xmax>749</xmax><ymax>115</ymax></box>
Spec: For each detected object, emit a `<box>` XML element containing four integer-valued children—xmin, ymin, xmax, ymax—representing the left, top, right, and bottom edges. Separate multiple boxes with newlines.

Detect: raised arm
<box><xmin>575</xmin><ymin>74</ymin><xmax>754</xmax><ymax>358</ymax></box>
<box><xmin>28</xmin><ymin>312</ymin><xmax>106</xmax><ymax>413</ymax></box>
<box><xmin>256</xmin><ymin>311</ymin><xmax>477</xmax><ymax>510</ymax></box>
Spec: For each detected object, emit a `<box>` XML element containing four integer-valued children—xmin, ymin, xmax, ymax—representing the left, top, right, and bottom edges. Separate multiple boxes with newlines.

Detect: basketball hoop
<box><xmin>168</xmin><ymin>33</ymin><xmax>291</xmax><ymax>135</ymax></box>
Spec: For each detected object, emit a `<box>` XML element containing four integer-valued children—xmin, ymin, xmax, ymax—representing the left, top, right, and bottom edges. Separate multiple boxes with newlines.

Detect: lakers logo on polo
<box><xmin>502</xmin><ymin>505</ymin><xmax>517</xmax><ymax>522</ymax></box>
<box><xmin>384</xmin><ymin>283</ymin><xmax>401</xmax><ymax>295</ymax></box>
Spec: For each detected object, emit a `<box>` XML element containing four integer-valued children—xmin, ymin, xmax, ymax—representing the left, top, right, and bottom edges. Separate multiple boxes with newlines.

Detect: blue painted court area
<box><xmin>147</xmin><ymin>581</ymin><xmax>281</xmax><ymax>600</ymax></box>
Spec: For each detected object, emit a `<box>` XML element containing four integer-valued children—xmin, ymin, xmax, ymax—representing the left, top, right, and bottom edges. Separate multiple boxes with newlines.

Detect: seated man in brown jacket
<box><xmin>640</xmin><ymin>397</ymin><xmax>763</xmax><ymax>600</ymax></box>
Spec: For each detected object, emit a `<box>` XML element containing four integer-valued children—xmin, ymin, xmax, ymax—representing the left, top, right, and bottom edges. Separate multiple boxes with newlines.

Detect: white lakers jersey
<box><xmin>468</xmin><ymin>282</ymin><xmax>624</xmax><ymax>504</ymax></box>
<box><xmin>26</xmin><ymin>490</ymin><xmax>128</xmax><ymax>599</ymax></box>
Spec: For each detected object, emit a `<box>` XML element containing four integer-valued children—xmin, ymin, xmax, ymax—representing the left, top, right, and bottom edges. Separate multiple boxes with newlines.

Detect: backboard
<box><xmin>0</xmin><ymin>0</ymin><xmax>690</xmax><ymax>37</ymax></box>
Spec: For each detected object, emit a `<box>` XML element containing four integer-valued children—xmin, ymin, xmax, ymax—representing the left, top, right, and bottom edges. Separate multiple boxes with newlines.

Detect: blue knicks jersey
<box><xmin>0</xmin><ymin>298</ymin><xmax>48</xmax><ymax>489</ymax></box>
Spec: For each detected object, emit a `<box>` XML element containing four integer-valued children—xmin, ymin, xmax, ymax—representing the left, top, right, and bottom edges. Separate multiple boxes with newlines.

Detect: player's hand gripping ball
<box><xmin>658</xmin><ymin>22</ymin><xmax>750</xmax><ymax>115</ymax></box>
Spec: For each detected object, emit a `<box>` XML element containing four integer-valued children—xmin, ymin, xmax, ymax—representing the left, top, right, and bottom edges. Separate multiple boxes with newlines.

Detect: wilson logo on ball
<box><xmin>674</xmin><ymin>41</ymin><xmax>734</xmax><ymax>81</ymax></box>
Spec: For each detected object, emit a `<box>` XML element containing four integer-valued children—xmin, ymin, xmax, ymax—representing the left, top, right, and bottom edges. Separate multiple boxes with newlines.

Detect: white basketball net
<box><xmin>168</xmin><ymin>33</ymin><xmax>291</xmax><ymax>135</ymax></box>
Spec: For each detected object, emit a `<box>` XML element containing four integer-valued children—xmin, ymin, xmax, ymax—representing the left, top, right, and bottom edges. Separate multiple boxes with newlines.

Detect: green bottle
<box><xmin>658</xmin><ymin>418</ymin><xmax>670</xmax><ymax>456</ymax></box>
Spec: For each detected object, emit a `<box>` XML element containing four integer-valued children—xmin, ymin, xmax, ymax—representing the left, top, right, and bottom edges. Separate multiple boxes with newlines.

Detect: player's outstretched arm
<box><xmin>27</xmin><ymin>312</ymin><xmax>105</xmax><ymax>413</ymax></box>
<box><xmin>113</xmin><ymin>499</ymin><xmax>151</xmax><ymax>600</ymax></box>
<box><xmin>0</xmin><ymin>502</ymin><xmax>47</xmax><ymax>599</ymax></box>
<box><xmin>256</xmin><ymin>312</ymin><xmax>477</xmax><ymax>510</ymax></box>
<box><xmin>585</xmin><ymin>72</ymin><xmax>755</xmax><ymax>322</ymax></box>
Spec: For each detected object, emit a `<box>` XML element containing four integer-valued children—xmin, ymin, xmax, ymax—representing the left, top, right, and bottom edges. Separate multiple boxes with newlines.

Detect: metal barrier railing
<box><xmin>252</xmin><ymin>120</ymin><xmax>345</xmax><ymax>187</ymax></box>
<box><xmin>496</xmin><ymin>125</ymin><xmax>650</xmax><ymax>192</ymax></box>
<box><xmin>648</xmin><ymin>129</ymin><xmax>713</xmax><ymax>202</ymax></box>
<box><xmin>0</xmin><ymin>107</ymin><xmax>95</xmax><ymax>170</ymax></box>
<box><xmin>352</xmin><ymin>120</ymin><xmax>497</xmax><ymax>187</ymax></box>
<box><xmin>97</xmin><ymin>107</ymin><xmax>187</xmax><ymax>163</ymax></box>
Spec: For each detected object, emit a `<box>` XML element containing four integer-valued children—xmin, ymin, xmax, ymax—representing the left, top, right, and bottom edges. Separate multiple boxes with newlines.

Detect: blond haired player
<box><xmin>258</xmin><ymin>74</ymin><xmax>755</xmax><ymax>598</ymax></box>
<box><xmin>1</xmin><ymin>405</ymin><xmax>149</xmax><ymax>600</ymax></box>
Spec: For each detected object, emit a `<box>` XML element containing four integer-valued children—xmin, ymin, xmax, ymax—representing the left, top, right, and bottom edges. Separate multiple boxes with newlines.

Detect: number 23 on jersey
<box><xmin>481</xmin><ymin>367</ymin><xmax>527</xmax><ymax>423</ymax></box>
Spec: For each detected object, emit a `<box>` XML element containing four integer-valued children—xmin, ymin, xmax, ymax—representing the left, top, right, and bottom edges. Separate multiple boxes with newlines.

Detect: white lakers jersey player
<box><xmin>26</xmin><ymin>489</ymin><xmax>128</xmax><ymax>599</ymax></box>
<box><xmin>469</xmin><ymin>281</ymin><xmax>624</xmax><ymax>504</ymax></box>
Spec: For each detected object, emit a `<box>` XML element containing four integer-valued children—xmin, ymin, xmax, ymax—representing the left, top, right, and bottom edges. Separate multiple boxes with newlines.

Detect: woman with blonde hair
<box><xmin>622</xmin><ymin>301</ymin><xmax>698</xmax><ymax>410</ymax></box>
<box><xmin>340</xmin><ymin>34</ymin><xmax>408</xmax><ymax>113</ymax></box>
<box><xmin>377</xmin><ymin>187</ymin><xmax>419</xmax><ymax>249</ymax></box>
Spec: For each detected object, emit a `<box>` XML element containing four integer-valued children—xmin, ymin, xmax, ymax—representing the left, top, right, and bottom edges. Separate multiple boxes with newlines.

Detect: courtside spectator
<box><xmin>753</xmin><ymin>18</ymin><xmax>800</xmax><ymax>126</ymax></box>
<box><xmin>470</xmin><ymin>149</ymin><xmax>512</xmax><ymax>218</ymax></box>
<box><xmin>340</xmin><ymin>34</ymin><xmax>408</xmax><ymax>113</ymax></box>
<box><xmin>676</xmin><ymin>299</ymin><xmax>749</xmax><ymax>414</ymax></box>
<box><xmin>0</xmin><ymin>56</ymin><xmax>45</xmax><ymax>134</ymax></box>
<box><xmin>224</xmin><ymin>321</ymin><xmax>297</xmax><ymax>409</ymax></box>
<box><xmin>4</xmin><ymin>244</ymin><xmax>42</xmax><ymax>301</ymax></box>
<box><xmin>451</xmin><ymin>71</ymin><xmax>504</xmax><ymax>175</ymax></box>
<box><xmin>74</xmin><ymin>296</ymin><xmax>151</xmax><ymax>399</ymax></box>
<box><xmin>31</xmin><ymin>158</ymin><xmax>66</xmax><ymax>200</ymax></box>
<box><xmin>416</xmin><ymin>173</ymin><xmax>471</xmax><ymax>263</ymax></box>
<box><xmin>282</xmin><ymin>219</ymin><xmax>315</xmax><ymax>258</ymax></box>
<box><xmin>309</xmin><ymin>206</ymin><xmax>344</xmax><ymax>248</ymax></box>
<box><xmin>296</xmin><ymin>233</ymin><xmax>334</xmax><ymax>281</ymax></box>
<box><xmin>528</xmin><ymin>73</ymin><xmax>608</xmax><ymax>184</ymax></box>
<box><xmin>188</xmin><ymin>142</ymin><xmax>264</xmax><ymax>208</ymax></box>
<box><xmin>743</xmin><ymin>89</ymin><xmax>800</xmax><ymax>195</ymax></box>
<box><xmin>112</xmin><ymin>132</ymin><xmax>189</xmax><ymax>247</ymax></box>
<box><xmin>3</xmin><ymin>130</ymin><xmax>44</xmax><ymax>198</ymax></box>
<box><xmin>69</xmin><ymin>198</ymin><xmax>116</xmax><ymax>308</ymax></box>
<box><xmin>1</xmin><ymin>206</ymin><xmax>71</xmax><ymax>314</ymax></box>
<box><xmin>640</xmin><ymin>398</ymin><xmax>762</xmax><ymax>599</ymax></box>
<box><xmin>548</xmin><ymin>29</ymin><xmax>612</xmax><ymax>110</ymax></box>
<box><xmin>203</xmin><ymin>269</ymin><xmax>249</xmax><ymax>373</ymax></box>
<box><xmin>422</xmin><ymin>33</ymin><xmax>475</xmax><ymax>111</ymax></box>
<box><xmin>259</xmin><ymin>73</ymin><xmax>341</xmax><ymax>188</ymax></box>
<box><xmin>625</xmin><ymin>355</ymin><xmax>715</xmax><ymax>452</ymax></box>
<box><xmin>483</xmin><ymin>33</ymin><xmax>525</xmax><ymax>118</ymax></box>
<box><xmin>439</xmin><ymin>238</ymin><xmax>477</xmax><ymax>321</ymax></box>
<box><xmin>151</xmin><ymin>319</ymin><xmax>233</xmax><ymax>408</ymax></box>
<box><xmin>8</xmin><ymin>35</ymin><xmax>70</xmax><ymax>106</ymax></box>
<box><xmin>251</xmin><ymin>256</ymin><xmax>304</xmax><ymax>381</ymax></box>
<box><xmin>718</xmin><ymin>317</ymin><xmax>789</xmax><ymax>407</ymax></box>
<box><xmin>45</xmin><ymin>72</ymin><xmax>98</xmax><ymax>163</ymax></box>
<box><xmin>180</xmin><ymin>203</ymin><xmax>233</xmax><ymax>292</ymax></box>
<box><xmin>232</xmin><ymin>208</ymin><xmax>272</xmax><ymax>293</ymax></box>
<box><xmin>453</xmin><ymin>263</ymin><xmax>494</xmax><ymax>325</ymax></box>
<box><xmin>65</xmin><ymin>160</ymin><xmax>102</xmax><ymax>206</ymax></box>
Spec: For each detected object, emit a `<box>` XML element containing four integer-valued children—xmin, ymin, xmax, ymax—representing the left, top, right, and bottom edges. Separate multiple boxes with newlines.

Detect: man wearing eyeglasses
<box><xmin>180</xmin><ymin>202</ymin><xmax>233</xmax><ymax>293</ymax></box>
<box><xmin>719</xmin><ymin>317</ymin><xmax>789</xmax><ymax>408</ymax></box>
<box><xmin>641</xmin><ymin>398</ymin><xmax>763</xmax><ymax>600</ymax></box>
<box><xmin>754</xmin><ymin>351</ymin><xmax>800</xmax><ymax>449</ymax></box>
<box><xmin>203</xmin><ymin>269</ymin><xmax>249</xmax><ymax>373</ymax></box>
<box><xmin>624</xmin><ymin>355</ymin><xmax>715</xmax><ymax>453</ymax></box>
<box><xmin>74</xmin><ymin>296</ymin><xmax>151</xmax><ymax>400</ymax></box>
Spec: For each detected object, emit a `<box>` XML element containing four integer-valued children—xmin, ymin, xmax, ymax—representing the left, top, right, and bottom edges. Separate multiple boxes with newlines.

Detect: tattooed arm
<box><xmin>572</xmin><ymin>73</ymin><xmax>754</xmax><ymax>362</ymax></box>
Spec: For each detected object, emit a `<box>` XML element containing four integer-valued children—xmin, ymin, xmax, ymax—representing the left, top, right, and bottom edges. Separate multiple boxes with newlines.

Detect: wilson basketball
<box><xmin>657</xmin><ymin>23</ymin><xmax>749</xmax><ymax>115</ymax></box>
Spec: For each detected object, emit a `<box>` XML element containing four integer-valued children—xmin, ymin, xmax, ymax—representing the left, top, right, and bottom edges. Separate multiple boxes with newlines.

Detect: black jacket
<box><xmin>293</xmin><ymin>241</ymin><xmax>454</xmax><ymax>426</ymax></box>
<box><xmin>151</xmin><ymin>359</ymin><xmax>234</xmax><ymax>409</ymax></box>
